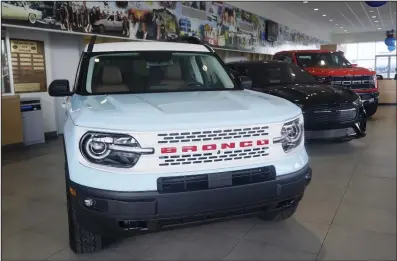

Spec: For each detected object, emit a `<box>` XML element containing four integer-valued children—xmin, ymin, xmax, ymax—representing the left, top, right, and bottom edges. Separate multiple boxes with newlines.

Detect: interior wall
<box><xmin>229</xmin><ymin>1</ymin><xmax>330</xmax><ymax>42</ymax></box>
<box><xmin>331</xmin><ymin>31</ymin><xmax>386</xmax><ymax>44</ymax></box>
<box><xmin>6</xmin><ymin>28</ymin><xmax>84</xmax><ymax>134</ymax></box>
<box><xmin>6</xmin><ymin>28</ymin><xmax>56</xmax><ymax>134</ymax></box>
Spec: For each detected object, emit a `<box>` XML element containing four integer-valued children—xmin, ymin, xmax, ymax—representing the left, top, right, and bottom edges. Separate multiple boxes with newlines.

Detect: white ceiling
<box><xmin>273</xmin><ymin>1</ymin><xmax>396</xmax><ymax>34</ymax></box>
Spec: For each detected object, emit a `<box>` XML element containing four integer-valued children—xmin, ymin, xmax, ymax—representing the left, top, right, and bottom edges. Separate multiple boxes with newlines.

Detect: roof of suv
<box><xmin>275</xmin><ymin>50</ymin><xmax>338</xmax><ymax>54</ymax></box>
<box><xmin>227</xmin><ymin>60</ymin><xmax>286</xmax><ymax>66</ymax></box>
<box><xmin>84</xmin><ymin>41</ymin><xmax>210</xmax><ymax>53</ymax></box>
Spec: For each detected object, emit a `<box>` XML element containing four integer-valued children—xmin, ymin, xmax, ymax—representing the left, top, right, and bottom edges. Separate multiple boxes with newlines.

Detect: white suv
<box><xmin>49</xmin><ymin>36</ymin><xmax>312</xmax><ymax>253</ymax></box>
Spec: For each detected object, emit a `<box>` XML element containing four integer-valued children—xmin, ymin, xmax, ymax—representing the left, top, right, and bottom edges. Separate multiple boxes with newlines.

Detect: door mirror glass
<box><xmin>238</xmin><ymin>75</ymin><xmax>252</xmax><ymax>89</ymax></box>
<box><xmin>48</xmin><ymin>80</ymin><xmax>73</xmax><ymax>97</ymax></box>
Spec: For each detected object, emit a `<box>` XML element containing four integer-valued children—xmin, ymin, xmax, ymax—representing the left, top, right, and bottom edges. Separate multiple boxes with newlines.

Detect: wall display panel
<box><xmin>9</xmin><ymin>39</ymin><xmax>47</xmax><ymax>93</ymax></box>
<box><xmin>1</xmin><ymin>1</ymin><xmax>325</xmax><ymax>54</ymax></box>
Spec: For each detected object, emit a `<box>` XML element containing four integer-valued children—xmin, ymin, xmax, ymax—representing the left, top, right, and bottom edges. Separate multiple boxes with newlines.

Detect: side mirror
<box><xmin>48</xmin><ymin>80</ymin><xmax>73</xmax><ymax>97</ymax></box>
<box><xmin>351</xmin><ymin>64</ymin><xmax>358</xmax><ymax>67</ymax></box>
<box><xmin>376</xmin><ymin>75</ymin><xmax>384</xmax><ymax>80</ymax></box>
<box><xmin>238</xmin><ymin>76</ymin><xmax>252</xmax><ymax>89</ymax></box>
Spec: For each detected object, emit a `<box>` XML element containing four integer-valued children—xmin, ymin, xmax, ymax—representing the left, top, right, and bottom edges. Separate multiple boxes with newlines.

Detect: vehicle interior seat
<box><xmin>157</xmin><ymin>60</ymin><xmax>186</xmax><ymax>90</ymax></box>
<box><xmin>94</xmin><ymin>66</ymin><xmax>130</xmax><ymax>93</ymax></box>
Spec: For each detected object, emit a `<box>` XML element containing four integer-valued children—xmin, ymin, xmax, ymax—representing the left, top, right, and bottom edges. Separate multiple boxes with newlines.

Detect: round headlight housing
<box><xmin>273</xmin><ymin>118</ymin><xmax>303</xmax><ymax>153</ymax></box>
<box><xmin>80</xmin><ymin>132</ymin><xmax>154</xmax><ymax>168</ymax></box>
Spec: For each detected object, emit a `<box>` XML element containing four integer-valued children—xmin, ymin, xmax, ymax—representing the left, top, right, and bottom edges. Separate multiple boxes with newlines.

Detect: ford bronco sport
<box><xmin>273</xmin><ymin>50</ymin><xmax>379</xmax><ymax>117</ymax></box>
<box><xmin>49</xmin><ymin>36</ymin><xmax>312</xmax><ymax>253</ymax></box>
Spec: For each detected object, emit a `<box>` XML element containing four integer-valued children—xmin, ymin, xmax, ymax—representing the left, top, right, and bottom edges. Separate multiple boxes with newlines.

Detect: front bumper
<box><xmin>303</xmin><ymin>106</ymin><xmax>367</xmax><ymax>140</ymax></box>
<box><xmin>69</xmin><ymin>164</ymin><xmax>312</xmax><ymax>237</ymax></box>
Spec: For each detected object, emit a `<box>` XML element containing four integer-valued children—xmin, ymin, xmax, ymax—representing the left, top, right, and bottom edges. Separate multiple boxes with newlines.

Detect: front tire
<box><xmin>68</xmin><ymin>204</ymin><xmax>103</xmax><ymax>253</ymax></box>
<box><xmin>65</xmin><ymin>162</ymin><xmax>105</xmax><ymax>253</ymax></box>
<box><xmin>365</xmin><ymin>103</ymin><xmax>378</xmax><ymax>117</ymax></box>
<box><xmin>259</xmin><ymin>202</ymin><xmax>299</xmax><ymax>221</ymax></box>
<box><xmin>99</xmin><ymin>25</ymin><xmax>105</xmax><ymax>34</ymax></box>
<box><xmin>28</xmin><ymin>13</ymin><xmax>37</xmax><ymax>24</ymax></box>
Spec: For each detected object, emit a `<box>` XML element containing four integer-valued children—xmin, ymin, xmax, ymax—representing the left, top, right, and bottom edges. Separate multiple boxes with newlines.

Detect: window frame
<box><xmin>1</xmin><ymin>31</ymin><xmax>15</xmax><ymax>96</ymax></box>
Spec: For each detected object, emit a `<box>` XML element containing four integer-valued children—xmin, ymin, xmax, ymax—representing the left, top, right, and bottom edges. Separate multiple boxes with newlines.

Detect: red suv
<box><xmin>273</xmin><ymin>50</ymin><xmax>379</xmax><ymax>117</ymax></box>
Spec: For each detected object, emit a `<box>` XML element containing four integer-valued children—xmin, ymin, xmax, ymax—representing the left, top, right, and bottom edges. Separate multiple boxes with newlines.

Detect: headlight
<box><xmin>353</xmin><ymin>96</ymin><xmax>362</xmax><ymax>107</ymax></box>
<box><xmin>273</xmin><ymin>118</ymin><xmax>303</xmax><ymax>153</ymax></box>
<box><xmin>80</xmin><ymin>132</ymin><xmax>154</xmax><ymax>168</ymax></box>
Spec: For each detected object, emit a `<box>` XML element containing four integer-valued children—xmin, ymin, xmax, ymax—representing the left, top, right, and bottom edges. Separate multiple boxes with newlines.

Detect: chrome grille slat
<box><xmin>157</xmin><ymin>126</ymin><xmax>269</xmax><ymax>144</ymax></box>
<box><xmin>158</xmin><ymin>147</ymin><xmax>269</xmax><ymax>166</ymax></box>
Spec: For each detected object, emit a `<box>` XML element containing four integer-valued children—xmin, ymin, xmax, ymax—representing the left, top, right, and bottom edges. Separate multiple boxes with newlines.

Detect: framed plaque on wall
<box><xmin>10</xmin><ymin>39</ymin><xmax>47</xmax><ymax>93</ymax></box>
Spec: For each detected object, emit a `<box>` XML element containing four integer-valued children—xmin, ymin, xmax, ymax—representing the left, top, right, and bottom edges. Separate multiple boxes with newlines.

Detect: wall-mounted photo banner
<box><xmin>10</xmin><ymin>39</ymin><xmax>47</xmax><ymax>93</ymax></box>
<box><xmin>1</xmin><ymin>1</ymin><xmax>325</xmax><ymax>53</ymax></box>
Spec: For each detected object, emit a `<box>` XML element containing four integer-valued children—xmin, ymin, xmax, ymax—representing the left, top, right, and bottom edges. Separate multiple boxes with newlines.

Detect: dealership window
<box><xmin>1</xmin><ymin>37</ymin><xmax>12</xmax><ymax>94</ymax></box>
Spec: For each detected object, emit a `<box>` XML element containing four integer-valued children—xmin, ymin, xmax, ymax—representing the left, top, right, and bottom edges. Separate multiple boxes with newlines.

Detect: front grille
<box><xmin>303</xmin><ymin>103</ymin><xmax>357</xmax><ymax>125</ymax></box>
<box><xmin>157</xmin><ymin>126</ymin><xmax>269</xmax><ymax>144</ymax></box>
<box><xmin>157</xmin><ymin>166</ymin><xmax>276</xmax><ymax>193</ymax></box>
<box><xmin>330</xmin><ymin>75</ymin><xmax>375</xmax><ymax>89</ymax></box>
<box><xmin>159</xmin><ymin>147</ymin><xmax>269</xmax><ymax>166</ymax></box>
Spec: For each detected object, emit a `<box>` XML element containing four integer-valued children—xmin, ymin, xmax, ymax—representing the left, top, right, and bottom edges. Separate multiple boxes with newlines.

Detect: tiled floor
<box><xmin>2</xmin><ymin>106</ymin><xmax>396</xmax><ymax>261</ymax></box>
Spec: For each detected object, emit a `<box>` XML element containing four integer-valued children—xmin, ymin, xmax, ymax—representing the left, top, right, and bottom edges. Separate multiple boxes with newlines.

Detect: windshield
<box><xmin>231</xmin><ymin>62</ymin><xmax>318</xmax><ymax>86</ymax></box>
<box><xmin>84</xmin><ymin>52</ymin><xmax>236</xmax><ymax>94</ymax></box>
<box><xmin>296</xmin><ymin>52</ymin><xmax>352</xmax><ymax>68</ymax></box>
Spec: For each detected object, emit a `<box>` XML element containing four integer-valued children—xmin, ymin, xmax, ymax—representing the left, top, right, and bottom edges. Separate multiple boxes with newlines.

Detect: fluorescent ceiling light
<box><xmin>314</xmin><ymin>8</ymin><xmax>319</xmax><ymax>11</ymax></box>
<box><xmin>374</xmin><ymin>20</ymin><xmax>379</xmax><ymax>23</ymax></box>
<box><xmin>329</xmin><ymin>19</ymin><xmax>333</xmax><ymax>22</ymax></box>
<box><xmin>372</xmin><ymin>16</ymin><xmax>376</xmax><ymax>18</ymax></box>
<box><xmin>303</xmin><ymin>1</ymin><xmax>308</xmax><ymax>3</ymax></box>
<box><xmin>378</xmin><ymin>27</ymin><xmax>382</xmax><ymax>30</ymax></box>
<box><xmin>322</xmin><ymin>14</ymin><xmax>326</xmax><ymax>17</ymax></box>
<box><xmin>340</xmin><ymin>26</ymin><xmax>343</xmax><ymax>28</ymax></box>
<box><xmin>369</xmin><ymin>10</ymin><xmax>374</xmax><ymax>13</ymax></box>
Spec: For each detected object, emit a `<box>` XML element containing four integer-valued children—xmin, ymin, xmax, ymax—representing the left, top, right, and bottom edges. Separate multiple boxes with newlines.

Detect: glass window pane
<box><xmin>345</xmin><ymin>43</ymin><xmax>358</xmax><ymax>61</ymax></box>
<box><xmin>356</xmin><ymin>59</ymin><xmax>375</xmax><ymax>71</ymax></box>
<box><xmin>375</xmin><ymin>56</ymin><xmax>389</xmax><ymax>79</ymax></box>
<box><xmin>357</xmin><ymin>42</ymin><xmax>375</xmax><ymax>59</ymax></box>
<box><xmin>390</xmin><ymin>56</ymin><xmax>396</xmax><ymax>79</ymax></box>
<box><xmin>1</xmin><ymin>38</ymin><xmax>11</xmax><ymax>94</ymax></box>
<box><xmin>375</xmin><ymin>41</ymin><xmax>397</xmax><ymax>55</ymax></box>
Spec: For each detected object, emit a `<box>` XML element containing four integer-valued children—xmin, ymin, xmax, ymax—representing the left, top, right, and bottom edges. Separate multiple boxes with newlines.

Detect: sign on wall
<box><xmin>1</xmin><ymin>1</ymin><xmax>325</xmax><ymax>54</ymax></box>
<box><xmin>10</xmin><ymin>39</ymin><xmax>47</xmax><ymax>93</ymax></box>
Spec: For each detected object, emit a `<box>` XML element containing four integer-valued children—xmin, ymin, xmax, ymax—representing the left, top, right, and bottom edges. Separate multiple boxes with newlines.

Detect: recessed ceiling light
<box><xmin>314</xmin><ymin>8</ymin><xmax>319</xmax><ymax>11</ymax></box>
<box><xmin>374</xmin><ymin>20</ymin><xmax>379</xmax><ymax>23</ymax></box>
<box><xmin>344</xmin><ymin>30</ymin><xmax>347</xmax><ymax>32</ymax></box>
<box><xmin>340</xmin><ymin>26</ymin><xmax>343</xmax><ymax>28</ymax></box>
<box><xmin>335</xmin><ymin>23</ymin><xmax>338</xmax><ymax>25</ymax></box>
<box><xmin>378</xmin><ymin>27</ymin><xmax>382</xmax><ymax>30</ymax></box>
<box><xmin>322</xmin><ymin>14</ymin><xmax>327</xmax><ymax>17</ymax></box>
<box><xmin>369</xmin><ymin>10</ymin><xmax>374</xmax><ymax>13</ymax></box>
<box><xmin>329</xmin><ymin>19</ymin><xmax>333</xmax><ymax>22</ymax></box>
<box><xmin>372</xmin><ymin>16</ymin><xmax>376</xmax><ymax>18</ymax></box>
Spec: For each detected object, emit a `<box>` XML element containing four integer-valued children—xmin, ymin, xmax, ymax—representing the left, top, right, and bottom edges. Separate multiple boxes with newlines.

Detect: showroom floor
<box><xmin>2</xmin><ymin>106</ymin><xmax>396</xmax><ymax>261</ymax></box>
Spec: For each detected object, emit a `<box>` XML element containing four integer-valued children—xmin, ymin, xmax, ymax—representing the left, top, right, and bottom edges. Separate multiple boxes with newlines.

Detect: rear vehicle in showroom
<box><xmin>226</xmin><ymin>61</ymin><xmax>367</xmax><ymax>141</ymax></box>
<box><xmin>273</xmin><ymin>50</ymin><xmax>379</xmax><ymax>117</ymax></box>
<box><xmin>48</xmin><ymin>37</ymin><xmax>312</xmax><ymax>253</ymax></box>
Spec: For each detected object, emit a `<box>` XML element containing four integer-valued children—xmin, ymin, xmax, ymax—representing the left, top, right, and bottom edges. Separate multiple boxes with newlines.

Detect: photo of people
<box><xmin>1</xmin><ymin>1</ymin><xmax>323</xmax><ymax>53</ymax></box>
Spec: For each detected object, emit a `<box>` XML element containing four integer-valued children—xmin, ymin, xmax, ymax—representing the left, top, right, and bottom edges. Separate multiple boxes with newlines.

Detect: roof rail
<box><xmin>87</xmin><ymin>35</ymin><xmax>97</xmax><ymax>53</ymax></box>
<box><xmin>167</xmin><ymin>36</ymin><xmax>215</xmax><ymax>53</ymax></box>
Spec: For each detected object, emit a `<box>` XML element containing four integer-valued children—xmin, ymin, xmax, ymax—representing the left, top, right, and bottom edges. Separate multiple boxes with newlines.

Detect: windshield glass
<box><xmin>85</xmin><ymin>52</ymin><xmax>236</xmax><ymax>94</ymax></box>
<box><xmin>234</xmin><ymin>62</ymin><xmax>318</xmax><ymax>86</ymax></box>
<box><xmin>296</xmin><ymin>52</ymin><xmax>352</xmax><ymax>68</ymax></box>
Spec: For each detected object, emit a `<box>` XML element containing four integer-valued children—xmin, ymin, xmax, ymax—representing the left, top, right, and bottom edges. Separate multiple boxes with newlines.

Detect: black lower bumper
<box><xmin>69</xmin><ymin>164</ymin><xmax>312</xmax><ymax>237</ymax></box>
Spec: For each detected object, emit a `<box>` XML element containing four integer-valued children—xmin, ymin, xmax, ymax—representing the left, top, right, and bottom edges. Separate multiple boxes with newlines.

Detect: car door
<box><xmin>106</xmin><ymin>15</ymin><xmax>116</xmax><ymax>31</ymax></box>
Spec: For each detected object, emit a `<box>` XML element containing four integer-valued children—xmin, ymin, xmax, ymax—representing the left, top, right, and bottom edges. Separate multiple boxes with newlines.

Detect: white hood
<box><xmin>69</xmin><ymin>90</ymin><xmax>301</xmax><ymax>132</ymax></box>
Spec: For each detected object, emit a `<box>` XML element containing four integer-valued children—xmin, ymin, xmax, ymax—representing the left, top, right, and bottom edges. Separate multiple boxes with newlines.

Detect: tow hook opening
<box><xmin>118</xmin><ymin>220</ymin><xmax>148</xmax><ymax>231</ymax></box>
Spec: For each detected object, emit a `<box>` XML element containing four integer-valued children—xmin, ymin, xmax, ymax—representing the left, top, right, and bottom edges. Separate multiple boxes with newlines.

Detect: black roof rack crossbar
<box><xmin>166</xmin><ymin>36</ymin><xmax>215</xmax><ymax>53</ymax></box>
<box><xmin>87</xmin><ymin>35</ymin><xmax>97</xmax><ymax>53</ymax></box>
